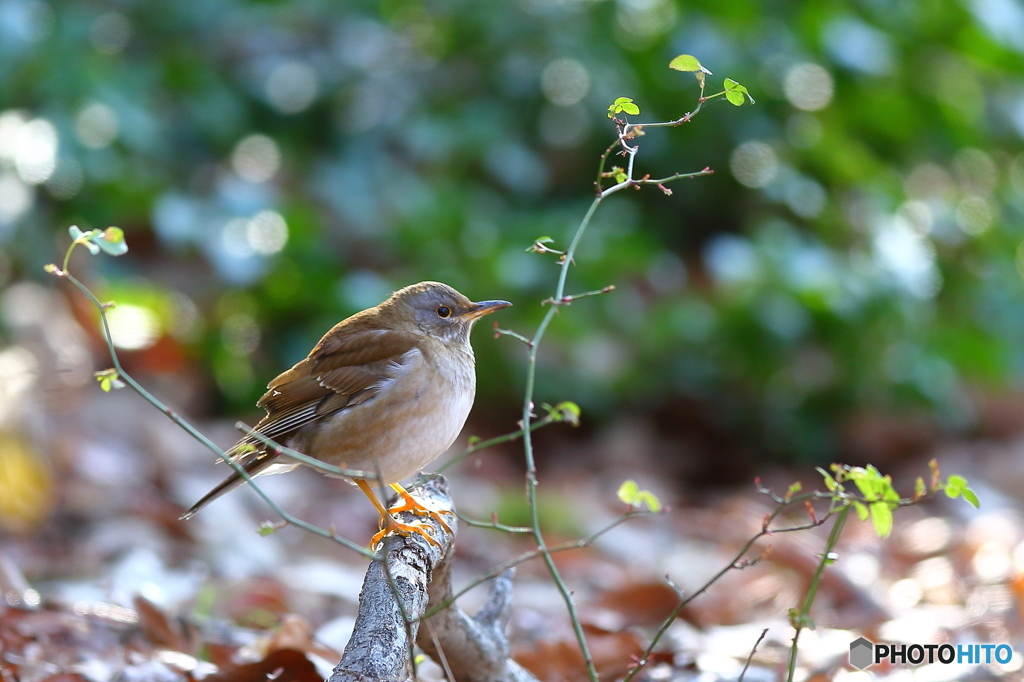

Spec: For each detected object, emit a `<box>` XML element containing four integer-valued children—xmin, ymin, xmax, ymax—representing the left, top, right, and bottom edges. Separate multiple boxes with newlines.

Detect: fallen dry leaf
<box><xmin>200</xmin><ymin>648</ymin><xmax>320</xmax><ymax>682</ymax></box>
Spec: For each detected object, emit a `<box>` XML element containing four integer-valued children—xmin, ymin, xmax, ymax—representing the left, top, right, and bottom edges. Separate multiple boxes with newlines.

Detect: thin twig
<box><xmin>493</xmin><ymin>324</ymin><xmax>534</xmax><ymax>348</ymax></box>
<box><xmin>594</xmin><ymin>139</ymin><xmax>620</xmax><ymax>194</ymax></box>
<box><xmin>235</xmin><ymin>422</ymin><xmax>376</xmax><ymax>479</ymax></box>
<box><xmin>786</xmin><ymin>506</ymin><xmax>850</xmax><ymax>682</ymax></box>
<box><xmin>52</xmin><ymin>252</ymin><xmax>376</xmax><ymax>560</ymax></box>
<box><xmin>437</xmin><ymin>414</ymin><xmax>557</xmax><ymax>473</ymax></box>
<box><xmin>738</xmin><ymin>628</ymin><xmax>769</xmax><ymax>682</ymax></box>
<box><xmin>422</xmin><ymin>510</ymin><xmax>650</xmax><ymax>620</ymax></box>
<box><xmin>518</xmin><ymin>195</ymin><xmax>604</xmax><ymax>681</ymax></box>
<box><xmin>454</xmin><ymin>511</ymin><xmax>532</xmax><ymax>534</ymax></box>
<box><xmin>512</xmin><ymin>92</ymin><xmax>728</xmax><ymax>681</ymax></box>
<box><xmin>542</xmin><ymin>285</ymin><xmax>615</xmax><ymax>306</ymax></box>
<box><xmin>426</xmin><ymin>622</ymin><xmax>456</xmax><ymax>682</ymax></box>
<box><xmin>622</xmin><ymin>496</ymin><xmax>838</xmax><ymax>682</ymax></box>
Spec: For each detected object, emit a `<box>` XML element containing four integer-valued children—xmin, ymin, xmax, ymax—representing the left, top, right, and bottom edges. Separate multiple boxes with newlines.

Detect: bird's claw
<box><xmin>369</xmin><ymin>482</ymin><xmax>455</xmax><ymax>549</ymax></box>
<box><xmin>371</xmin><ymin>516</ymin><xmax>443</xmax><ymax>548</ymax></box>
<box><xmin>388</xmin><ymin>489</ymin><xmax>455</xmax><ymax>536</ymax></box>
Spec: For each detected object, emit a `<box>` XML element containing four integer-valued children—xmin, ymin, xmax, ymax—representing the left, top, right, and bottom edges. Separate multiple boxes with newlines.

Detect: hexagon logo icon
<box><xmin>850</xmin><ymin>637</ymin><xmax>874</xmax><ymax>670</ymax></box>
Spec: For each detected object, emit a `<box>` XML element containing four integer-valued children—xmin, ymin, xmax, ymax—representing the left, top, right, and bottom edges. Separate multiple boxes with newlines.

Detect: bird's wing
<box><xmin>251</xmin><ymin>327</ymin><xmax>421</xmax><ymax>444</ymax></box>
<box><xmin>179</xmin><ymin>328</ymin><xmax>420</xmax><ymax>519</ymax></box>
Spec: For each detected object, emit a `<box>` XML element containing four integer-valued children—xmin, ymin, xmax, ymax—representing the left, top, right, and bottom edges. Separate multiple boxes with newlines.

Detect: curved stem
<box><xmin>786</xmin><ymin>506</ymin><xmax>850</xmax><ymax>681</ymax></box>
<box><xmin>59</xmin><ymin>266</ymin><xmax>376</xmax><ymax>560</ymax></box>
<box><xmin>436</xmin><ymin>414</ymin><xmax>557</xmax><ymax>473</ymax></box>
<box><xmin>423</xmin><ymin>510</ymin><xmax>647</xmax><ymax>620</ymax></box>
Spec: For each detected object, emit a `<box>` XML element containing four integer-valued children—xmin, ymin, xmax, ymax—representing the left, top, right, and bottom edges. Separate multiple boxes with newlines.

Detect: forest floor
<box><xmin>2</xmin><ymin>372</ymin><xmax>1023</xmax><ymax>682</ymax></box>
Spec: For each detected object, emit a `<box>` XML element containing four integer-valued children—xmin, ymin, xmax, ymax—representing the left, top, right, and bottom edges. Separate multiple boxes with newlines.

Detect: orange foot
<box><xmin>354</xmin><ymin>479</ymin><xmax>455</xmax><ymax>549</ymax></box>
<box><xmin>387</xmin><ymin>482</ymin><xmax>455</xmax><ymax>536</ymax></box>
<box><xmin>370</xmin><ymin>514</ymin><xmax>442</xmax><ymax>548</ymax></box>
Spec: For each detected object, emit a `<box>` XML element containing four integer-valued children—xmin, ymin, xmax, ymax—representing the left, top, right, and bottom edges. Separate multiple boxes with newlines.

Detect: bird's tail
<box><xmin>179</xmin><ymin>450</ymin><xmax>274</xmax><ymax>520</ymax></box>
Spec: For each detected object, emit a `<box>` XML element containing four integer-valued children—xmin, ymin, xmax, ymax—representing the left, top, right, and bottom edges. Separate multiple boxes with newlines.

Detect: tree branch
<box><xmin>329</xmin><ymin>475</ymin><xmax>536</xmax><ymax>682</ymax></box>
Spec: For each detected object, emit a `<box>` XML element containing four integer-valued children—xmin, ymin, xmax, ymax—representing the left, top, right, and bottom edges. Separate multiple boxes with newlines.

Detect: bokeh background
<box><xmin>4</xmin><ymin>0</ymin><xmax>1024</xmax><ymax>471</ymax></box>
<box><xmin>3</xmin><ymin>0</ymin><xmax>1024</xmax><ymax>678</ymax></box>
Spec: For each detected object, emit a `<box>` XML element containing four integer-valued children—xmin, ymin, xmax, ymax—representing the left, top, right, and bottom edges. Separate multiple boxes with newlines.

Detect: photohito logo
<box><xmin>849</xmin><ymin>637</ymin><xmax>1014</xmax><ymax>670</ymax></box>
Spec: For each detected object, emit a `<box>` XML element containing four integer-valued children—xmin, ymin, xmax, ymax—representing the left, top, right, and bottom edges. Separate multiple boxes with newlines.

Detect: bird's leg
<box><xmin>354</xmin><ymin>479</ymin><xmax>442</xmax><ymax>548</ymax></box>
<box><xmin>387</xmin><ymin>482</ymin><xmax>455</xmax><ymax>535</ymax></box>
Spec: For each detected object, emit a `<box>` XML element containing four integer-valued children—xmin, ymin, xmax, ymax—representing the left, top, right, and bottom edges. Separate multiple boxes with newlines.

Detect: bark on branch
<box><xmin>328</xmin><ymin>474</ymin><xmax>537</xmax><ymax>682</ymax></box>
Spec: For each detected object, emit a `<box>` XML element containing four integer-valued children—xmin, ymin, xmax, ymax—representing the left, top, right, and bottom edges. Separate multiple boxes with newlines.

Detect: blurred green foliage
<box><xmin>3</xmin><ymin>0</ymin><xmax>1024</xmax><ymax>462</ymax></box>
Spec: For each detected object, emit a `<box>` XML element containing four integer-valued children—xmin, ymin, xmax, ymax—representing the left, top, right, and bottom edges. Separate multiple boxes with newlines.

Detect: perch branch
<box><xmin>329</xmin><ymin>475</ymin><xmax>536</xmax><ymax>682</ymax></box>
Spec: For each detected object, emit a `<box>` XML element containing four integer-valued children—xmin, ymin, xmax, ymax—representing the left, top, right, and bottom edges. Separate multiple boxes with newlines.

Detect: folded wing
<box><xmin>179</xmin><ymin>326</ymin><xmax>420</xmax><ymax>519</ymax></box>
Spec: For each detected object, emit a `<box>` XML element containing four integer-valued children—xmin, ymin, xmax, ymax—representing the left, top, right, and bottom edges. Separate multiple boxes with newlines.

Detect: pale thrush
<box><xmin>181</xmin><ymin>281</ymin><xmax>510</xmax><ymax>547</ymax></box>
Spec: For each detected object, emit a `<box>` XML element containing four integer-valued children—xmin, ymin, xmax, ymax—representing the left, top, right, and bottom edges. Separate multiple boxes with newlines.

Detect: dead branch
<box><xmin>328</xmin><ymin>474</ymin><xmax>536</xmax><ymax>682</ymax></box>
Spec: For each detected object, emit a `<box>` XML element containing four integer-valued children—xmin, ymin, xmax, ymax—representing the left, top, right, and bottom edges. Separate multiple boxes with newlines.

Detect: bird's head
<box><xmin>385</xmin><ymin>281</ymin><xmax>511</xmax><ymax>342</ymax></box>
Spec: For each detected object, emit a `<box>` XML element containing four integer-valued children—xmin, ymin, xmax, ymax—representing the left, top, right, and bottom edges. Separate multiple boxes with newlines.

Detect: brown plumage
<box><xmin>180</xmin><ymin>281</ymin><xmax>510</xmax><ymax>546</ymax></box>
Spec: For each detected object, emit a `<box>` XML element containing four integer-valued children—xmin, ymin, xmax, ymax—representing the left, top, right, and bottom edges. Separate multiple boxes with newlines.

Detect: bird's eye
<box><xmin>436</xmin><ymin>306</ymin><xmax>452</xmax><ymax>318</ymax></box>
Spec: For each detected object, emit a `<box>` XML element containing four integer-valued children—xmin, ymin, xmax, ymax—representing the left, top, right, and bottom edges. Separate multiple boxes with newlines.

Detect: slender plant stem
<box><xmin>56</xmin><ymin>258</ymin><xmax>376</xmax><ymax>559</ymax></box>
<box><xmin>516</xmin><ymin>99</ymin><xmax>721</xmax><ymax>679</ymax></box>
<box><xmin>422</xmin><ymin>510</ymin><xmax>648</xmax><ymax>620</ymax></box>
<box><xmin>236</xmin><ymin>422</ymin><xmax>376</xmax><ymax>478</ymax></box>
<box><xmin>454</xmin><ymin>511</ymin><xmax>532</xmax><ymax>534</ymax></box>
<box><xmin>436</xmin><ymin>414</ymin><xmax>557</xmax><ymax>473</ymax></box>
<box><xmin>786</xmin><ymin>505</ymin><xmax>850</xmax><ymax>682</ymax></box>
<box><xmin>739</xmin><ymin>628</ymin><xmax>769</xmax><ymax>682</ymax></box>
<box><xmin>519</xmin><ymin>194</ymin><xmax>604</xmax><ymax>682</ymax></box>
<box><xmin>623</xmin><ymin>494</ymin><xmax>839</xmax><ymax>682</ymax></box>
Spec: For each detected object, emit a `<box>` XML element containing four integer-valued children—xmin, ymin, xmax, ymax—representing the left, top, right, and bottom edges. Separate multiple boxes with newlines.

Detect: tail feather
<box><xmin>179</xmin><ymin>452</ymin><xmax>276</xmax><ymax>520</ymax></box>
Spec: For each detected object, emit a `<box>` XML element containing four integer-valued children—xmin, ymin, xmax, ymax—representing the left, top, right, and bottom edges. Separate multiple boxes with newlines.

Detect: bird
<box><xmin>180</xmin><ymin>281</ymin><xmax>511</xmax><ymax>547</ymax></box>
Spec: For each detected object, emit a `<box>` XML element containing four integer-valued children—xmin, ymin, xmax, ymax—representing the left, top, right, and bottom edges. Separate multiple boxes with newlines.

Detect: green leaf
<box><xmin>945</xmin><ymin>474</ymin><xmax>967</xmax><ymax>498</ymax></box>
<box><xmin>617</xmin><ymin>479</ymin><xmax>661</xmax><ymax>513</ymax></box>
<box><xmin>724</xmin><ymin>78</ymin><xmax>754</xmax><ymax>106</ymax></box>
<box><xmin>883</xmin><ymin>483</ymin><xmax>899</xmax><ymax>504</ymax></box>
<box><xmin>785</xmin><ymin>481</ymin><xmax>802</xmax><ymax>500</ymax></box>
<box><xmin>962</xmin><ymin>487</ymin><xmax>980</xmax><ymax>509</ymax></box>
<box><xmin>945</xmin><ymin>475</ymin><xmax>980</xmax><ymax>508</ymax></box>
<box><xmin>93</xmin><ymin>227</ymin><xmax>128</xmax><ymax>256</ymax></box>
<box><xmin>68</xmin><ymin>225</ymin><xmax>101</xmax><ymax>254</ymax></box>
<box><xmin>617</xmin><ymin>480</ymin><xmax>641</xmax><ymax>506</ymax></box>
<box><xmin>850</xmin><ymin>473</ymin><xmax>878</xmax><ymax>500</ymax></box>
<box><xmin>607</xmin><ymin>97</ymin><xmax>640</xmax><ymax>118</ymax></box>
<box><xmin>258</xmin><ymin>521</ymin><xmax>279</xmax><ymax>536</ymax></box>
<box><xmin>611</xmin><ymin>166</ymin><xmax>628</xmax><ymax>183</ymax></box>
<box><xmin>869</xmin><ymin>501</ymin><xmax>893</xmax><ymax>538</ymax></box>
<box><xmin>853</xmin><ymin>500</ymin><xmax>869</xmax><ymax>521</ymax></box>
<box><xmin>670</xmin><ymin>55</ymin><xmax>712</xmax><ymax>86</ymax></box>
<box><xmin>637</xmin><ymin>491</ymin><xmax>661</xmax><ymax>513</ymax></box>
<box><xmin>816</xmin><ymin>467</ymin><xmax>838</xmax><ymax>492</ymax></box>
<box><xmin>552</xmin><ymin>401</ymin><xmax>581</xmax><ymax>426</ymax></box>
<box><xmin>786</xmin><ymin>609</ymin><xmax>815</xmax><ymax>630</ymax></box>
<box><xmin>94</xmin><ymin>368</ymin><xmax>123</xmax><ymax>392</ymax></box>
<box><xmin>669</xmin><ymin>55</ymin><xmax>706</xmax><ymax>73</ymax></box>
<box><xmin>467</xmin><ymin>435</ymin><xmax>481</xmax><ymax>446</ymax></box>
<box><xmin>102</xmin><ymin>226</ymin><xmax>124</xmax><ymax>243</ymax></box>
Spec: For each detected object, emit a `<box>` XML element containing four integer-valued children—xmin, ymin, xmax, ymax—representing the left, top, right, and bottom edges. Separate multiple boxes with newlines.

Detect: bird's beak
<box><xmin>462</xmin><ymin>299</ymin><xmax>512</xmax><ymax>321</ymax></box>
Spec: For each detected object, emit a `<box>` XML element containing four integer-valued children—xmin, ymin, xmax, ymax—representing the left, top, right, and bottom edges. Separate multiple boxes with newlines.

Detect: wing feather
<box><xmin>180</xmin><ymin>327</ymin><xmax>421</xmax><ymax>518</ymax></box>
